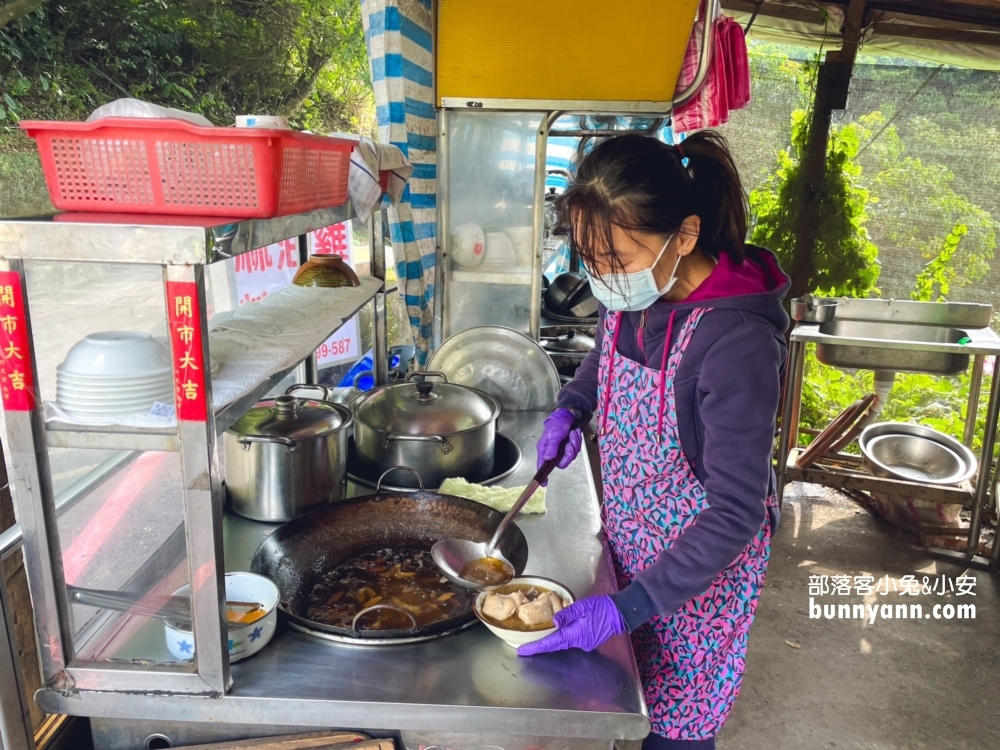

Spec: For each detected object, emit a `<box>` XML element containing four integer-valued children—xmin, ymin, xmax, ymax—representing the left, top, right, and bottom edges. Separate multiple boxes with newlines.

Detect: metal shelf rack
<box><xmin>777</xmin><ymin>317</ymin><xmax>1000</xmax><ymax>572</ymax></box>
<box><xmin>0</xmin><ymin>204</ymin><xmax>389</xmax><ymax>748</ymax></box>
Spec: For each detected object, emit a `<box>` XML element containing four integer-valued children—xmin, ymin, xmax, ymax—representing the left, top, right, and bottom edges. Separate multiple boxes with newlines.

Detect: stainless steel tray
<box><xmin>430</xmin><ymin>326</ymin><xmax>561</xmax><ymax>411</ymax></box>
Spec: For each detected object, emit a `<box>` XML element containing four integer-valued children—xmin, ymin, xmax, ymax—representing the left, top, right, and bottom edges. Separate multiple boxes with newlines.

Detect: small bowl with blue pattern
<box><xmin>165</xmin><ymin>572</ymin><xmax>279</xmax><ymax>663</ymax></box>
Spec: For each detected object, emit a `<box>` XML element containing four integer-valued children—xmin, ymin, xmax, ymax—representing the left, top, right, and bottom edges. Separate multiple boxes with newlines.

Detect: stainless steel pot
<box><xmin>790</xmin><ymin>295</ymin><xmax>838</xmax><ymax>323</ymax></box>
<box><xmin>224</xmin><ymin>393</ymin><xmax>353</xmax><ymax>522</ymax></box>
<box><xmin>351</xmin><ymin>372</ymin><xmax>500</xmax><ymax>488</ymax></box>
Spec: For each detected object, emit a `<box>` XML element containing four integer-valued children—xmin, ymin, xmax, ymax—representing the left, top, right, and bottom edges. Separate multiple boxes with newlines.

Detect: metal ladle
<box><xmin>432</xmin><ymin>415</ymin><xmax>587</xmax><ymax>589</ymax></box>
<box><xmin>68</xmin><ymin>586</ymin><xmax>260</xmax><ymax>629</ymax></box>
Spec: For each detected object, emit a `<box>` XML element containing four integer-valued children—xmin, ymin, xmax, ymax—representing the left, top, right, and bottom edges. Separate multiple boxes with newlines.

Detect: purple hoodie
<box><xmin>558</xmin><ymin>245</ymin><xmax>790</xmax><ymax>630</ymax></box>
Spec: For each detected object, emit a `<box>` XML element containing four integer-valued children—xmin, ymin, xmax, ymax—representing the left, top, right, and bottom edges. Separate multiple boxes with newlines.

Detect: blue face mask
<box><xmin>584</xmin><ymin>235</ymin><xmax>680</xmax><ymax>312</ymax></box>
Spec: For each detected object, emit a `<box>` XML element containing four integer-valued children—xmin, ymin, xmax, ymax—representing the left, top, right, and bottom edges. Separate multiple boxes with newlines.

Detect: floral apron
<box><xmin>597</xmin><ymin>309</ymin><xmax>777</xmax><ymax>741</ymax></box>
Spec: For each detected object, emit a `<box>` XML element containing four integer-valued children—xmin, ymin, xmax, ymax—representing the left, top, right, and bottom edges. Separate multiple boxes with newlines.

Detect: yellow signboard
<box><xmin>437</xmin><ymin>0</ymin><xmax>701</xmax><ymax>107</ymax></box>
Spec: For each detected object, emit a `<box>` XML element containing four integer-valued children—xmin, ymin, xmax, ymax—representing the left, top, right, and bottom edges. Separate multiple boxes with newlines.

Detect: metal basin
<box><xmin>815</xmin><ymin>319</ymin><xmax>969</xmax><ymax>375</ymax></box>
<box><xmin>859</xmin><ymin>422</ymin><xmax>977</xmax><ymax>486</ymax></box>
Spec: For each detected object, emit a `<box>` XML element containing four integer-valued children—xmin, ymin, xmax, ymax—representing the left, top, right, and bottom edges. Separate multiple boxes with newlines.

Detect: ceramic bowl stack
<box><xmin>56</xmin><ymin>332</ymin><xmax>173</xmax><ymax>422</ymax></box>
<box><xmin>479</xmin><ymin>230</ymin><xmax>518</xmax><ymax>270</ymax></box>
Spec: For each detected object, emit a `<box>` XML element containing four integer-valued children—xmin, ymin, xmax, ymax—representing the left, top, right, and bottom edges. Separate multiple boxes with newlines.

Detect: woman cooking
<box><xmin>519</xmin><ymin>132</ymin><xmax>789</xmax><ymax>750</ymax></box>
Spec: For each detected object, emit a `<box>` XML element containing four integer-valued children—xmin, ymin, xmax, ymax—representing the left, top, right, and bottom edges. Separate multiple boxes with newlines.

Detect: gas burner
<box><xmin>347</xmin><ymin>432</ymin><xmax>521</xmax><ymax>492</ymax></box>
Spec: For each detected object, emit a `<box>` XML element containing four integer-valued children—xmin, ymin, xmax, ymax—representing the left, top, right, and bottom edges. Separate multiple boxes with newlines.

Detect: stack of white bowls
<box><xmin>479</xmin><ymin>230</ymin><xmax>517</xmax><ymax>270</ymax></box>
<box><xmin>56</xmin><ymin>332</ymin><xmax>173</xmax><ymax>422</ymax></box>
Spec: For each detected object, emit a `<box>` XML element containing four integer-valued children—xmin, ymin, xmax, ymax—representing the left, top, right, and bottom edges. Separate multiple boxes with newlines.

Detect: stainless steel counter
<box><xmin>37</xmin><ymin>411</ymin><xmax>650</xmax><ymax>741</ymax></box>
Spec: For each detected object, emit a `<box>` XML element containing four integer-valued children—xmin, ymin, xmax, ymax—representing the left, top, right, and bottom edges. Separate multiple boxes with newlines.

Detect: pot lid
<box><xmin>353</xmin><ymin>374</ymin><xmax>499</xmax><ymax>435</ymax></box>
<box><xmin>541</xmin><ymin>333</ymin><xmax>595</xmax><ymax>353</ymax></box>
<box><xmin>227</xmin><ymin>396</ymin><xmax>350</xmax><ymax>440</ymax></box>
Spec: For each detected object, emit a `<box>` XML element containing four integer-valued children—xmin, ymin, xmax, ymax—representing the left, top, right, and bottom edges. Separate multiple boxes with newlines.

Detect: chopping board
<box><xmin>175</xmin><ymin>732</ymin><xmax>393</xmax><ymax>750</ymax></box>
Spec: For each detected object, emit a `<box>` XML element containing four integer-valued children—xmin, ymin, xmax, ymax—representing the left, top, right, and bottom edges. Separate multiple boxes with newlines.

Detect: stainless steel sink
<box><xmin>792</xmin><ymin>299</ymin><xmax>1000</xmax><ymax>376</ymax></box>
<box><xmin>815</xmin><ymin>319</ymin><xmax>969</xmax><ymax>375</ymax></box>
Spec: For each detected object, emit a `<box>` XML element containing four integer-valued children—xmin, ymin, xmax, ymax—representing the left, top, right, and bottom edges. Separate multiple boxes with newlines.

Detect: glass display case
<box><xmin>0</xmin><ymin>206</ymin><xmax>387</xmax><ymax>701</ymax></box>
<box><xmin>439</xmin><ymin>111</ymin><xmax>545</xmax><ymax>338</ymax></box>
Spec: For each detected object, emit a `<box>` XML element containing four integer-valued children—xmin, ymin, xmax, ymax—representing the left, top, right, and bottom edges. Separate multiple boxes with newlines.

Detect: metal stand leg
<box><xmin>0</xmin><ymin>568</ymin><xmax>34</xmax><ymax>750</ymax></box>
<box><xmin>295</xmin><ymin>233</ymin><xmax>318</xmax><ymax>384</ymax></box>
<box><xmin>0</xmin><ymin>259</ymin><xmax>71</xmax><ymax>684</ymax></box>
<box><xmin>776</xmin><ymin>340</ymin><xmax>806</xmax><ymax>506</ymax></box>
<box><xmin>964</xmin><ymin>355</ymin><xmax>984</xmax><ymax>448</ymax></box>
<box><xmin>967</xmin><ymin>363</ymin><xmax>1000</xmax><ymax>557</ymax></box>
<box><xmin>436</xmin><ymin>109</ymin><xmax>449</xmax><ymax>347</ymax></box>
<box><xmin>529</xmin><ymin>112</ymin><xmax>563</xmax><ymax>341</ymax></box>
<box><xmin>165</xmin><ymin>266</ymin><xmax>229</xmax><ymax>694</ymax></box>
<box><xmin>370</xmin><ymin>212</ymin><xmax>388</xmax><ymax>386</ymax></box>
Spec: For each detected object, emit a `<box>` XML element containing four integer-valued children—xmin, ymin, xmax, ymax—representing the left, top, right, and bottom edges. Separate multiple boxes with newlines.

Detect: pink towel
<box><xmin>723</xmin><ymin>18</ymin><xmax>751</xmax><ymax>109</ymax></box>
<box><xmin>672</xmin><ymin>15</ymin><xmax>751</xmax><ymax>134</ymax></box>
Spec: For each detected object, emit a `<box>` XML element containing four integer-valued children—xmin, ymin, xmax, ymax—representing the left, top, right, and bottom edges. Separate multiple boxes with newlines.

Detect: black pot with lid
<box><xmin>544</xmin><ymin>272</ymin><xmax>598</xmax><ymax>321</ymax></box>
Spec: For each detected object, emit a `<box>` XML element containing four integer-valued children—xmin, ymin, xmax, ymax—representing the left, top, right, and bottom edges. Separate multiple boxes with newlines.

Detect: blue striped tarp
<box><xmin>362</xmin><ymin>0</ymin><xmax>437</xmax><ymax>366</ymax></box>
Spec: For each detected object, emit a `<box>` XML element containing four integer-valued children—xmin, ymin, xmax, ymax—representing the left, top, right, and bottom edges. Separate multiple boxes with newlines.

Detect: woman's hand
<box><xmin>536</xmin><ymin>408</ymin><xmax>584</xmax><ymax>485</ymax></box>
<box><xmin>517</xmin><ymin>596</ymin><xmax>626</xmax><ymax>656</ymax></box>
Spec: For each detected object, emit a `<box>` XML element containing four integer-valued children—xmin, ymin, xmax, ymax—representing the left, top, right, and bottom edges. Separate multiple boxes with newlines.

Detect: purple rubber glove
<box><xmin>517</xmin><ymin>595</ymin><xmax>627</xmax><ymax>656</ymax></box>
<box><xmin>536</xmin><ymin>408</ymin><xmax>583</xmax><ymax>485</ymax></box>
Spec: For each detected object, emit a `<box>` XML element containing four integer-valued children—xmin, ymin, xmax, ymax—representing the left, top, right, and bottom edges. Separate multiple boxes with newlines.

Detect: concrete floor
<box><xmin>720</xmin><ymin>483</ymin><xmax>1000</xmax><ymax>750</ymax></box>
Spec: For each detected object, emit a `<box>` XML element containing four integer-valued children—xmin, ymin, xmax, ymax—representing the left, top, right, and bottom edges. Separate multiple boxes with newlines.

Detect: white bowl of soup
<box><xmin>473</xmin><ymin>576</ymin><xmax>574</xmax><ymax>649</ymax></box>
<box><xmin>164</xmin><ymin>572</ymin><xmax>279</xmax><ymax>663</ymax></box>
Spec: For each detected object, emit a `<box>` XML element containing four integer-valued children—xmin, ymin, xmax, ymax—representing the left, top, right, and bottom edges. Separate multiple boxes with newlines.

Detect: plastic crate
<box><xmin>20</xmin><ymin>118</ymin><xmax>355</xmax><ymax>219</ymax></box>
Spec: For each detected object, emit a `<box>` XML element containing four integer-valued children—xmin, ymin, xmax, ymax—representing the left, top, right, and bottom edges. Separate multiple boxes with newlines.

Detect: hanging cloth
<box><xmin>672</xmin><ymin>11</ymin><xmax>751</xmax><ymax>134</ymax></box>
<box><xmin>721</xmin><ymin>17</ymin><xmax>752</xmax><ymax>110</ymax></box>
<box><xmin>360</xmin><ymin>0</ymin><xmax>436</xmax><ymax>366</ymax></box>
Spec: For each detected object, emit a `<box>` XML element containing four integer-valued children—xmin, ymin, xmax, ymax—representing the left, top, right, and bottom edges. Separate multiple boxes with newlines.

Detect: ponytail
<box><xmin>678</xmin><ymin>130</ymin><xmax>748</xmax><ymax>262</ymax></box>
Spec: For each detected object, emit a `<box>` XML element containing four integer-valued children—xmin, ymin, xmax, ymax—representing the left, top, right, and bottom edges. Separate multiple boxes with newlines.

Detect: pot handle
<box><xmin>381</xmin><ymin>433</ymin><xmax>452</xmax><ymax>454</ymax></box>
<box><xmin>350</xmin><ymin>603</ymin><xmax>419</xmax><ymax>633</ymax></box>
<box><xmin>376</xmin><ymin>466</ymin><xmax>425</xmax><ymax>492</ymax></box>
<box><xmin>237</xmin><ymin>435</ymin><xmax>299</xmax><ymax>453</ymax></box>
<box><xmin>405</xmin><ymin>370</ymin><xmax>448</xmax><ymax>384</ymax></box>
<box><xmin>285</xmin><ymin>383</ymin><xmax>334</xmax><ymax>402</ymax></box>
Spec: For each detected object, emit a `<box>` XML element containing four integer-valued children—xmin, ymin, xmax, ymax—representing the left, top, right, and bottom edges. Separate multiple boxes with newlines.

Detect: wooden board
<box><xmin>177</xmin><ymin>732</ymin><xmax>384</xmax><ymax>750</ymax></box>
<box><xmin>785</xmin><ymin>449</ymin><xmax>974</xmax><ymax>505</ymax></box>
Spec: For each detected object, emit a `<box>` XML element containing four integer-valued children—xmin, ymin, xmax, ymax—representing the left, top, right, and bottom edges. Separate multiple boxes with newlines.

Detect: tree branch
<box><xmin>278</xmin><ymin>50</ymin><xmax>334</xmax><ymax>117</ymax></box>
<box><xmin>0</xmin><ymin>0</ymin><xmax>43</xmax><ymax>30</ymax></box>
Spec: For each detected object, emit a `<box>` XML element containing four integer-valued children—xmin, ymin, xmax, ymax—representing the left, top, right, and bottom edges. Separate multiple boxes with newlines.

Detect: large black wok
<box><xmin>250</xmin><ymin>487</ymin><xmax>529</xmax><ymax>642</ymax></box>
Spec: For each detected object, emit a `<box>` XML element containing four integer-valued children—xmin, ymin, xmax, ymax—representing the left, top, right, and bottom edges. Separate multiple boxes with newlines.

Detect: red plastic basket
<box><xmin>20</xmin><ymin>119</ymin><xmax>355</xmax><ymax>219</ymax></box>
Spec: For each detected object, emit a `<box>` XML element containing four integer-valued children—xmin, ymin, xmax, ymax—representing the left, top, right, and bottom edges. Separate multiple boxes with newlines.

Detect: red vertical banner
<box><xmin>166</xmin><ymin>281</ymin><xmax>208</xmax><ymax>422</ymax></box>
<box><xmin>0</xmin><ymin>271</ymin><xmax>35</xmax><ymax>412</ymax></box>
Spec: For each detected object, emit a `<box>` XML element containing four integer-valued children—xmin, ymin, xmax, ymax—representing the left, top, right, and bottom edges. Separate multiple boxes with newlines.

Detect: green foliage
<box><xmin>0</xmin><ymin>132</ymin><xmax>50</xmax><ymax>216</ymax></box>
<box><xmin>904</xmin><ymin>116</ymin><xmax>1000</xmax><ymax>220</ymax></box>
<box><xmin>0</xmin><ymin>0</ymin><xmax>373</xmax><ymax>133</ymax></box>
<box><xmin>912</xmin><ymin>223</ymin><xmax>968</xmax><ymax>302</ymax></box>
<box><xmin>749</xmin><ymin>108</ymin><xmax>880</xmax><ymax>297</ymax></box>
<box><xmin>852</xmin><ymin>112</ymin><xmax>997</xmax><ymax>297</ymax></box>
<box><xmin>743</xmin><ymin>46</ymin><xmax>1000</xmax><ymax>448</ymax></box>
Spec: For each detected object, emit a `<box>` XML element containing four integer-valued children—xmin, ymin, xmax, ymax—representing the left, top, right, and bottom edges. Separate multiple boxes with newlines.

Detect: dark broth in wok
<box><xmin>306</xmin><ymin>547</ymin><xmax>476</xmax><ymax>631</ymax></box>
